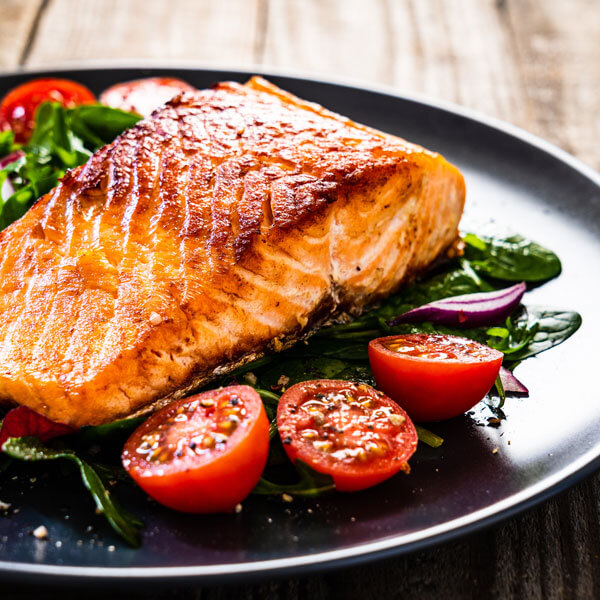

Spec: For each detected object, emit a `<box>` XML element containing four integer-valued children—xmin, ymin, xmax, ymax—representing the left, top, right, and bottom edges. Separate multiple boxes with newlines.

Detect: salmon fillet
<box><xmin>0</xmin><ymin>77</ymin><xmax>465</xmax><ymax>427</ymax></box>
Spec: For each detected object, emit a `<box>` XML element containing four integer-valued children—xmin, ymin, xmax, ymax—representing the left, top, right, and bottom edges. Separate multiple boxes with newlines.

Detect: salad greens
<box><xmin>253</xmin><ymin>460</ymin><xmax>335</xmax><ymax>497</ymax></box>
<box><xmin>3</xmin><ymin>436</ymin><xmax>142</xmax><ymax>547</ymax></box>
<box><xmin>463</xmin><ymin>232</ymin><xmax>562</xmax><ymax>282</ymax></box>
<box><xmin>0</xmin><ymin>102</ymin><xmax>141</xmax><ymax>230</ymax></box>
<box><xmin>0</xmin><ymin>99</ymin><xmax>583</xmax><ymax>547</ymax></box>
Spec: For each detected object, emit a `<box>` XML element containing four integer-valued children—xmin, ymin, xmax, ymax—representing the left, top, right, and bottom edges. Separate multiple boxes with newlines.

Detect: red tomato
<box><xmin>277</xmin><ymin>380</ymin><xmax>417</xmax><ymax>492</ymax></box>
<box><xmin>0</xmin><ymin>406</ymin><xmax>74</xmax><ymax>448</ymax></box>
<box><xmin>0</xmin><ymin>78</ymin><xmax>96</xmax><ymax>143</ymax></box>
<box><xmin>368</xmin><ymin>334</ymin><xmax>503</xmax><ymax>422</ymax></box>
<box><xmin>122</xmin><ymin>385</ymin><xmax>269</xmax><ymax>513</ymax></box>
<box><xmin>99</xmin><ymin>77</ymin><xmax>195</xmax><ymax>117</ymax></box>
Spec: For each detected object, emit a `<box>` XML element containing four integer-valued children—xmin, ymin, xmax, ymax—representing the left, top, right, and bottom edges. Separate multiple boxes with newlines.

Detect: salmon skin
<box><xmin>0</xmin><ymin>77</ymin><xmax>465</xmax><ymax>427</ymax></box>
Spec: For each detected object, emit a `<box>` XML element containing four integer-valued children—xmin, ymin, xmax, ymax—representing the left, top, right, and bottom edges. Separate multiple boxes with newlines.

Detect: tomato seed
<box><xmin>388</xmin><ymin>413</ymin><xmax>405</xmax><ymax>426</ymax></box>
<box><xmin>313</xmin><ymin>440</ymin><xmax>333</xmax><ymax>452</ymax></box>
<box><xmin>218</xmin><ymin>420</ymin><xmax>236</xmax><ymax>433</ymax></box>
<box><xmin>312</xmin><ymin>411</ymin><xmax>326</xmax><ymax>426</ymax></box>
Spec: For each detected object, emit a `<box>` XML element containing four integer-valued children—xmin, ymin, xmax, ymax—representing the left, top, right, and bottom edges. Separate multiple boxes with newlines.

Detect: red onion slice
<box><xmin>0</xmin><ymin>151</ymin><xmax>22</xmax><ymax>202</ymax></box>
<box><xmin>499</xmin><ymin>366</ymin><xmax>529</xmax><ymax>395</ymax></box>
<box><xmin>1</xmin><ymin>177</ymin><xmax>14</xmax><ymax>202</ymax></box>
<box><xmin>387</xmin><ymin>282</ymin><xmax>526</xmax><ymax>328</ymax></box>
<box><xmin>0</xmin><ymin>150</ymin><xmax>23</xmax><ymax>169</ymax></box>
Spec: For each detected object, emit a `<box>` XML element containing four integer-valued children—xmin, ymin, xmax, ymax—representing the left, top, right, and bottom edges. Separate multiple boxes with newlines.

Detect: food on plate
<box><xmin>387</xmin><ymin>281</ymin><xmax>527</xmax><ymax>328</ymax></box>
<box><xmin>99</xmin><ymin>77</ymin><xmax>195</xmax><ymax>116</ymax></box>
<box><xmin>368</xmin><ymin>334</ymin><xmax>503</xmax><ymax>422</ymax></box>
<box><xmin>0</xmin><ymin>74</ymin><xmax>582</xmax><ymax>546</ymax></box>
<box><xmin>0</xmin><ymin>78</ymin><xmax>95</xmax><ymax>143</ymax></box>
<box><xmin>0</xmin><ymin>76</ymin><xmax>465</xmax><ymax>428</ymax></box>
<box><xmin>277</xmin><ymin>380</ymin><xmax>417</xmax><ymax>491</ymax></box>
<box><xmin>0</xmin><ymin>405</ymin><xmax>74</xmax><ymax>447</ymax></box>
<box><xmin>122</xmin><ymin>385</ymin><xmax>269</xmax><ymax>512</ymax></box>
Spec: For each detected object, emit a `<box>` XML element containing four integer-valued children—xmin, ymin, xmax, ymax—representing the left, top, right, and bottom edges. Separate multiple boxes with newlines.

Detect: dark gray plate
<box><xmin>0</xmin><ymin>67</ymin><xmax>598</xmax><ymax>585</ymax></box>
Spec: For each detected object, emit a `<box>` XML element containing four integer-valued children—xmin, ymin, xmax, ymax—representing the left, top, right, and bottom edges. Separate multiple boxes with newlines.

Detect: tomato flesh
<box><xmin>99</xmin><ymin>77</ymin><xmax>195</xmax><ymax>117</ymax></box>
<box><xmin>277</xmin><ymin>380</ymin><xmax>417</xmax><ymax>492</ymax></box>
<box><xmin>122</xmin><ymin>385</ymin><xmax>269</xmax><ymax>513</ymax></box>
<box><xmin>0</xmin><ymin>78</ymin><xmax>95</xmax><ymax>143</ymax></box>
<box><xmin>368</xmin><ymin>334</ymin><xmax>503</xmax><ymax>422</ymax></box>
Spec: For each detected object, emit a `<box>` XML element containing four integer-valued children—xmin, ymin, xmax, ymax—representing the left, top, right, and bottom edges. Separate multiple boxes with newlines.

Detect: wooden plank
<box><xmin>24</xmin><ymin>0</ymin><xmax>262</xmax><ymax>68</ymax></box>
<box><xmin>261</xmin><ymin>0</ymin><xmax>599</xmax><ymax>169</ymax></box>
<box><xmin>388</xmin><ymin>0</ymin><xmax>528</xmax><ymax>124</ymax></box>
<box><xmin>261</xmin><ymin>0</ymin><xmax>527</xmax><ymax>120</ymax></box>
<box><xmin>262</xmin><ymin>0</ymin><xmax>395</xmax><ymax>85</ymax></box>
<box><xmin>1</xmin><ymin>1</ymin><xmax>598</xmax><ymax>599</ymax></box>
<box><xmin>502</xmin><ymin>0</ymin><xmax>600</xmax><ymax>168</ymax></box>
<box><xmin>0</xmin><ymin>0</ymin><xmax>44</xmax><ymax>70</ymax></box>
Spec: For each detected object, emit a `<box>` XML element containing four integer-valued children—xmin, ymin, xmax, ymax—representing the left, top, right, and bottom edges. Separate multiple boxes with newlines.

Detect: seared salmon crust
<box><xmin>0</xmin><ymin>77</ymin><xmax>465</xmax><ymax>427</ymax></box>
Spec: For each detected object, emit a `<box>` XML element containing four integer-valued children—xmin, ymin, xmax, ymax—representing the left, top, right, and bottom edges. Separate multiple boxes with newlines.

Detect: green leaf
<box><xmin>3</xmin><ymin>436</ymin><xmax>141</xmax><ymax>547</ymax></box>
<box><xmin>493</xmin><ymin>372</ymin><xmax>506</xmax><ymax>408</ymax></box>
<box><xmin>0</xmin><ymin>102</ymin><xmax>140</xmax><ymax>232</ymax></box>
<box><xmin>78</xmin><ymin>416</ymin><xmax>145</xmax><ymax>446</ymax></box>
<box><xmin>0</xmin><ymin>130</ymin><xmax>16</xmax><ymax>156</ymax></box>
<box><xmin>253</xmin><ymin>460</ymin><xmax>335</xmax><ymax>497</ymax></box>
<box><xmin>69</xmin><ymin>105</ymin><xmax>141</xmax><ymax>144</ymax></box>
<box><xmin>464</xmin><ymin>233</ymin><xmax>562</xmax><ymax>282</ymax></box>
<box><xmin>486</xmin><ymin>317</ymin><xmax>539</xmax><ymax>356</ymax></box>
<box><xmin>503</xmin><ymin>306</ymin><xmax>582</xmax><ymax>360</ymax></box>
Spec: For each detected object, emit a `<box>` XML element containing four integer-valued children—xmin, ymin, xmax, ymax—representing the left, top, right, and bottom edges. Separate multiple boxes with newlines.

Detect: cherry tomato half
<box><xmin>0</xmin><ymin>78</ymin><xmax>96</xmax><ymax>143</ymax></box>
<box><xmin>99</xmin><ymin>77</ymin><xmax>195</xmax><ymax>117</ymax></box>
<box><xmin>122</xmin><ymin>385</ymin><xmax>270</xmax><ymax>513</ymax></box>
<box><xmin>368</xmin><ymin>334</ymin><xmax>503</xmax><ymax>422</ymax></box>
<box><xmin>277</xmin><ymin>380</ymin><xmax>417</xmax><ymax>492</ymax></box>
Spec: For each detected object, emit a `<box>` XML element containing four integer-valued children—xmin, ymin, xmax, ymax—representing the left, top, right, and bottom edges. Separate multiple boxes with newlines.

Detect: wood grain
<box><xmin>0</xmin><ymin>0</ymin><xmax>44</xmax><ymax>69</ymax></box>
<box><xmin>24</xmin><ymin>0</ymin><xmax>263</xmax><ymax>68</ymax></box>
<box><xmin>1</xmin><ymin>0</ymin><xmax>599</xmax><ymax>598</ymax></box>
<box><xmin>260</xmin><ymin>0</ymin><xmax>599</xmax><ymax>170</ymax></box>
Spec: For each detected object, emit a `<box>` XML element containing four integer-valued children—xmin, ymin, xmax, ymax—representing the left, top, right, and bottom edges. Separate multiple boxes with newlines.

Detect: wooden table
<box><xmin>1</xmin><ymin>1</ymin><xmax>599</xmax><ymax>598</ymax></box>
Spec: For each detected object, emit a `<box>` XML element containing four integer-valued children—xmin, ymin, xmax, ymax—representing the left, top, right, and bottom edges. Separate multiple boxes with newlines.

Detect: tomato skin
<box><xmin>368</xmin><ymin>334</ymin><xmax>503</xmax><ymax>422</ymax></box>
<box><xmin>122</xmin><ymin>386</ymin><xmax>269</xmax><ymax>513</ymax></box>
<box><xmin>99</xmin><ymin>77</ymin><xmax>195</xmax><ymax>117</ymax></box>
<box><xmin>0</xmin><ymin>406</ymin><xmax>74</xmax><ymax>448</ymax></box>
<box><xmin>0</xmin><ymin>78</ymin><xmax>95</xmax><ymax>143</ymax></box>
<box><xmin>277</xmin><ymin>380</ymin><xmax>418</xmax><ymax>492</ymax></box>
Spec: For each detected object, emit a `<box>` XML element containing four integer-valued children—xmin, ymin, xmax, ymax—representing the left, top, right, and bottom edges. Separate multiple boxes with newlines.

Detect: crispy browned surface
<box><xmin>0</xmin><ymin>77</ymin><xmax>465</xmax><ymax>427</ymax></box>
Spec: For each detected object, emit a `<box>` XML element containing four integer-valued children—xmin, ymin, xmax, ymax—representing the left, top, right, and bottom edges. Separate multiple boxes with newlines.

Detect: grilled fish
<box><xmin>0</xmin><ymin>77</ymin><xmax>465</xmax><ymax>427</ymax></box>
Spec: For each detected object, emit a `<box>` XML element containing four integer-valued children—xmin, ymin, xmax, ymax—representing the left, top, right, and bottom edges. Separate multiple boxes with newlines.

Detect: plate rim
<box><xmin>0</xmin><ymin>64</ymin><xmax>598</xmax><ymax>584</ymax></box>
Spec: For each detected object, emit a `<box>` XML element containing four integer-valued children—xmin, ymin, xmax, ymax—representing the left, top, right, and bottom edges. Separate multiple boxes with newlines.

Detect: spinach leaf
<box><xmin>78</xmin><ymin>416</ymin><xmax>145</xmax><ymax>446</ymax></box>
<box><xmin>499</xmin><ymin>306</ymin><xmax>582</xmax><ymax>360</ymax></box>
<box><xmin>70</xmin><ymin>105</ymin><xmax>141</xmax><ymax>144</ymax></box>
<box><xmin>3</xmin><ymin>436</ymin><xmax>142</xmax><ymax>547</ymax></box>
<box><xmin>253</xmin><ymin>460</ymin><xmax>335</xmax><ymax>497</ymax></box>
<box><xmin>0</xmin><ymin>102</ymin><xmax>141</xmax><ymax>231</ymax></box>
<box><xmin>464</xmin><ymin>233</ymin><xmax>561</xmax><ymax>282</ymax></box>
<box><xmin>0</xmin><ymin>130</ymin><xmax>17</xmax><ymax>156</ymax></box>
